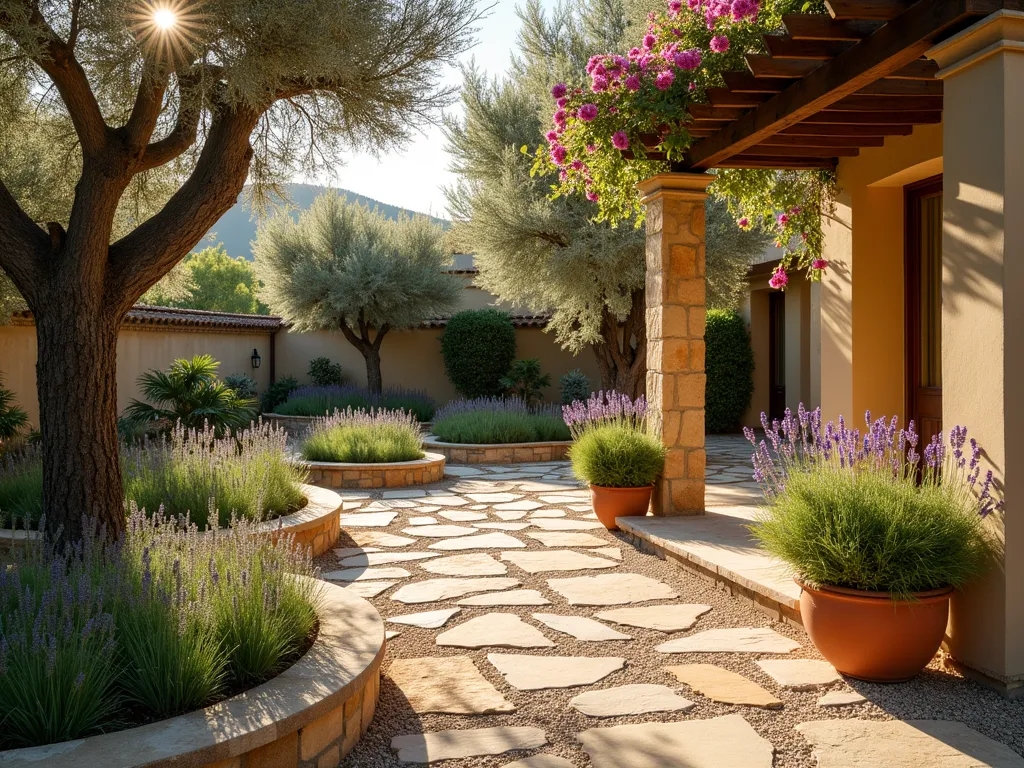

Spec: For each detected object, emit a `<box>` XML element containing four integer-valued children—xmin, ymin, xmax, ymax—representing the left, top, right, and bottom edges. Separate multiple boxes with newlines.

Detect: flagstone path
<box><xmin>326</xmin><ymin>459</ymin><xmax>1024</xmax><ymax>767</ymax></box>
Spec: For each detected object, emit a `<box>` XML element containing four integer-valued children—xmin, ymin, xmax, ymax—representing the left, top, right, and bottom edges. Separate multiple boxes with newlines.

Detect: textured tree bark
<box><xmin>34</xmin><ymin>297</ymin><xmax>125</xmax><ymax>542</ymax></box>
<box><xmin>364</xmin><ymin>347</ymin><xmax>383</xmax><ymax>395</ymax></box>
<box><xmin>592</xmin><ymin>289</ymin><xmax>647</xmax><ymax>399</ymax></box>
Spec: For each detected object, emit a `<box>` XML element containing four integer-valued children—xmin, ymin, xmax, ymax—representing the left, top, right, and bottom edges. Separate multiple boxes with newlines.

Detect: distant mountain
<box><xmin>196</xmin><ymin>183</ymin><xmax>449</xmax><ymax>260</ymax></box>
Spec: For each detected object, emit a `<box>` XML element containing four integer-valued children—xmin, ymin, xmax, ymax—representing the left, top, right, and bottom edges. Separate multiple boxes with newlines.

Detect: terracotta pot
<box><xmin>797</xmin><ymin>578</ymin><xmax>953</xmax><ymax>682</ymax></box>
<box><xmin>590</xmin><ymin>485</ymin><xmax>653</xmax><ymax>530</ymax></box>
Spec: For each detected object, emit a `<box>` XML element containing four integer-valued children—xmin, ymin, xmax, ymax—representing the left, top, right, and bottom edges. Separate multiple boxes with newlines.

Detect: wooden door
<box><xmin>768</xmin><ymin>290</ymin><xmax>787</xmax><ymax>422</ymax></box>
<box><xmin>905</xmin><ymin>176</ymin><xmax>943</xmax><ymax>445</ymax></box>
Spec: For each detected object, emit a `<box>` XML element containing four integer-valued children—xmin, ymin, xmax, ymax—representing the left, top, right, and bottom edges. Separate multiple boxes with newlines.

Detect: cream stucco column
<box><xmin>638</xmin><ymin>173</ymin><xmax>712</xmax><ymax>516</ymax></box>
<box><xmin>930</xmin><ymin>9</ymin><xmax>1024</xmax><ymax>694</ymax></box>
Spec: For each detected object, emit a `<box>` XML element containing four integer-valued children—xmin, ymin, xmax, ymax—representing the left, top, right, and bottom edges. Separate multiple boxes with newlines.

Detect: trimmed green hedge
<box><xmin>705</xmin><ymin>309</ymin><xmax>754</xmax><ymax>433</ymax></box>
<box><xmin>440</xmin><ymin>309</ymin><xmax>516</xmax><ymax>398</ymax></box>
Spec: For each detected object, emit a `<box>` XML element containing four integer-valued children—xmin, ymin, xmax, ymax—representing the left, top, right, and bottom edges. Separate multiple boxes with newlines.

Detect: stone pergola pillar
<box><xmin>929</xmin><ymin>10</ymin><xmax>1024</xmax><ymax>694</ymax></box>
<box><xmin>637</xmin><ymin>173</ymin><xmax>712</xmax><ymax>516</ymax></box>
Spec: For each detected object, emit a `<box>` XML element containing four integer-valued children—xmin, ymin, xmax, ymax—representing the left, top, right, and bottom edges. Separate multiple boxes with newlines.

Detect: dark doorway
<box><xmin>768</xmin><ymin>290</ymin><xmax>786</xmax><ymax>422</ymax></box>
<box><xmin>905</xmin><ymin>175</ymin><xmax>943</xmax><ymax>446</ymax></box>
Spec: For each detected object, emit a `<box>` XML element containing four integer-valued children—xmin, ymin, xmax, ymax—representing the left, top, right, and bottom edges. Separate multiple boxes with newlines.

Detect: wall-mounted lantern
<box><xmin>251</xmin><ymin>348</ymin><xmax>262</xmax><ymax>369</ymax></box>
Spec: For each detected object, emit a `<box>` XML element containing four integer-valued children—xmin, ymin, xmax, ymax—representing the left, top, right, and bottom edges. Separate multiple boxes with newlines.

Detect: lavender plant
<box><xmin>562</xmin><ymin>390</ymin><xmax>649</xmax><ymax>439</ymax></box>
<box><xmin>747</xmin><ymin>406</ymin><xmax>997</xmax><ymax>598</ymax></box>
<box><xmin>432</xmin><ymin>397</ymin><xmax>570</xmax><ymax>444</ymax></box>
<box><xmin>0</xmin><ymin>511</ymin><xmax>321</xmax><ymax>748</ymax></box>
<box><xmin>300</xmin><ymin>407</ymin><xmax>425</xmax><ymax>463</ymax></box>
<box><xmin>275</xmin><ymin>385</ymin><xmax>436</xmax><ymax>422</ymax></box>
<box><xmin>565</xmin><ymin>391</ymin><xmax>664</xmax><ymax>488</ymax></box>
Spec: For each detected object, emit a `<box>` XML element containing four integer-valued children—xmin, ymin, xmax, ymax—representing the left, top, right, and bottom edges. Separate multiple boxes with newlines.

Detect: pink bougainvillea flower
<box><xmin>551</xmin><ymin>83</ymin><xmax>567</xmax><ymax>99</ymax></box>
<box><xmin>586</xmin><ymin>143</ymin><xmax>598</xmax><ymax>153</ymax></box>
<box><xmin>655</xmin><ymin>69</ymin><xmax>675</xmax><ymax>90</ymax></box>
<box><xmin>571</xmin><ymin>159</ymin><xmax>585</xmax><ymax>171</ymax></box>
<box><xmin>790</xmin><ymin>205</ymin><xmax>802</xmax><ymax>215</ymax></box>
<box><xmin>556</xmin><ymin>97</ymin><xmax>567</xmax><ymax>108</ymax></box>
<box><xmin>731</xmin><ymin>0</ymin><xmax>753</xmax><ymax>20</ymax></box>
<box><xmin>559</xmin><ymin>169</ymin><xmax>568</xmax><ymax>181</ymax></box>
<box><xmin>624</xmin><ymin>73</ymin><xmax>642</xmax><ymax>91</ymax></box>
<box><xmin>812</xmin><ymin>258</ymin><xmax>829</xmax><ymax>271</ymax></box>
<box><xmin>553</xmin><ymin>109</ymin><xmax>567</xmax><ymax>126</ymax></box>
<box><xmin>586</xmin><ymin>190</ymin><xmax>600</xmax><ymax>202</ymax></box>
<box><xmin>611</xmin><ymin>131</ymin><xmax>630</xmax><ymax>150</ymax></box>
<box><xmin>688</xmin><ymin>81</ymin><xmax>696</xmax><ymax>91</ymax></box>
<box><xmin>579</xmin><ymin>103</ymin><xmax>599</xmax><ymax>121</ymax></box>
<box><xmin>629</xmin><ymin>46</ymin><xmax>643</xmax><ymax>59</ymax></box>
<box><xmin>593</xmin><ymin>63</ymin><xmax>607</xmax><ymax>77</ymax></box>
<box><xmin>777</xmin><ymin>213</ymin><xmax>790</xmax><ymax>226</ymax></box>
<box><xmin>687</xmin><ymin>0</ymin><xmax>700</xmax><ymax>9</ymax></box>
<box><xmin>710</xmin><ymin>35</ymin><xmax>730</xmax><ymax>52</ymax></box>
<box><xmin>769</xmin><ymin>267</ymin><xmax>789</xmax><ymax>289</ymax></box>
<box><xmin>615</xmin><ymin>55</ymin><xmax>630</xmax><ymax>68</ymax></box>
<box><xmin>668</xmin><ymin>0</ymin><xmax>683</xmax><ymax>15</ymax></box>
<box><xmin>550</xmin><ymin>144</ymin><xmax>568</xmax><ymax>165</ymax></box>
<box><xmin>643</xmin><ymin>33</ymin><xmax>657</xmax><ymax>49</ymax></box>
<box><xmin>608</xmin><ymin>106</ymin><xmax>619</xmax><ymax>113</ymax></box>
<box><xmin>738</xmin><ymin>217</ymin><xmax>750</xmax><ymax>228</ymax></box>
<box><xmin>673</xmin><ymin>48</ymin><xmax>702</xmax><ymax>70</ymax></box>
<box><xmin>591</xmin><ymin>74</ymin><xmax>609</xmax><ymax>92</ymax></box>
<box><xmin>545</xmin><ymin>130</ymin><xmax>558</xmax><ymax>142</ymax></box>
<box><xmin>586</xmin><ymin>56</ymin><xmax>601</xmax><ymax>73</ymax></box>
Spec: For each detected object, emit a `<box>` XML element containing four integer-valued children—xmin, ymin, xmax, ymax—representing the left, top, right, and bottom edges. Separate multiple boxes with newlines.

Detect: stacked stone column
<box><xmin>637</xmin><ymin>173</ymin><xmax>712</xmax><ymax>516</ymax></box>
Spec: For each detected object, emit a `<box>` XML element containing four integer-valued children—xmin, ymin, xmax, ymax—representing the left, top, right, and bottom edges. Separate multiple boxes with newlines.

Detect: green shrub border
<box><xmin>705</xmin><ymin>309</ymin><xmax>754</xmax><ymax>433</ymax></box>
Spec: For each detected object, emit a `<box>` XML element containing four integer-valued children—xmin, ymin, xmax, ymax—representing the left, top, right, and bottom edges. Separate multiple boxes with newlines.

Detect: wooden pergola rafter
<box><xmin>645</xmin><ymin>0</ymin><xmax>1019</xmax><ymax>169</ymax></box>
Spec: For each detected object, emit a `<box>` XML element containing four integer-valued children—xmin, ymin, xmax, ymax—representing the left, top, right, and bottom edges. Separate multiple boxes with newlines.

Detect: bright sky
<box><xmin>305</xmin><ymin>0</ymin><xmax>557</xmax><ymax>218</ymax></box>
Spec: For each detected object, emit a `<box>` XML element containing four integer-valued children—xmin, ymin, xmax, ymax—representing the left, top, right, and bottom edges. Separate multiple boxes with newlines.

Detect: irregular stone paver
<box><xmin>403</xmin><ymin>524</ymin><xmax>479</xmax><ymax>538</ymax></box>
<box><xmin>496</xmin><ymin>510</ymin><xmax>528</xmax><ymax>521</ymax></box>
<box><xmin>568</xmin><ymin>504</ymin><xmax>593</xmax><ymax>512</ymax></box>
<box><xmin>756</xmin><ymin>659</ymin><xmax>840</xmax><ymax>690</ymax></box>
<box><xmin>382</xmin><ymin>489</ymin><xmax>426</xmax><ymax>498</ymax></box>
<box><xmin>540</xmin><ymin>494</ymin><xmax>590</xmax><ymax>504</ymax></box>
<box><xmin>408</xmin><ymin>516</ymin><xmax>438</xmax><ymax>526</ymax></box>
<box><xmin>422</xmin><ymin>553</ymin><xmax>508</xmax><ymax>576</ymax></box>
<box><xmin>664</xmin><ymin>664</ymin><xmax>783</xmax><ymax>708</ymax></box>
<box><xmin>475</xmin><ymin>522</ymin><xmax>532</xmax><ymax>531</ymax></box>
<box><xmin>388</xmin><ymin>656</ymin><xmax>516</xmax><ymax>714</ymax></box>
<box><xmin>526</xmin><ymin>531</ymin><xmax>608</xmax><ymax>548</ymax></box>
<box><xmin>656</xmin><ymin>627</ymin><xmax>801</xmax><ymax>654</ymax></box>
<box><xmin>338</xmin><ymin>581</ymin><xmax>396</xmax><ymax>598</ymax></box>
<box><xmin>391</xmin><ymin>727</ymin><xmax>548</xmax><ymax>763</ymax></box>
<box><xmin>386</xmin><ymin>630</ymin><xmax>401</xmax><ymax>640</ymax></box>
<box><xmin>444</xmin><ymin>466</ymin><xmax>486</xmax><ymax>477</ymax></box>
<box><xmin>339</xmin><ymin>551</ymin><xmax>439</xmax><ymax>567</ymax></box>
<box><xmin>569</xmin><ymin>684</ymin><xmax>694</xmax><ymax>717</ymax></box>
<box><xmin>469</xmin><ymin>504</ymin><xmax>488</xmax><ymax>510</ymax></box>
<box><xmin>458</xmin><ymin>590</ymin><xmax>552</xmax><ymax>606</ymax></box>
<box><xmin>548</xmin><ymin>573</ymin><xmax>678</xmax><ymax>606</ymax></box>
<box><xmin>346</xmin><ymin>531</ymin><xmax>416</xmax><ymax>548</ymax></box>
<box><xmin>500</xmin><ymin>755</ymin><xmax>574</xmax><ymax>768</ymax></box>
<box><xmin>339</xmin><ymin>511</ymin><xmax>398</xmax><ymax>527</ymax></box>
<box><xmin>391</xmin><ymin>577</ymin><xmax>521</xmax><ymax>604</ymax></box>
<box><xmin>531</xmin><ymin>518</ymin><xmax>605</xmax><ymax>531</ymax></box>
<box><xmin>594</xmin><ymin>547</ymin><xmax>621</xmax><ymax>560</ymax></box>
<box><xmin>333</xmin><ymin>546</ymin><xmax>382</xmax><ymax>559</ymax></box>
<box><xmin>496</xmin><ymin>500</ymin><xmax>544</xmax><ymax>512</ymax></box>
<box><xmin>528</xmin><ymin>509</ymin><xmax>567</xmax><ymax>518</ymax></box>
<box><xmin>323</xmin><ymin>566</ymin><xmax>410</xmax><ymax>581</ymax></box>
<box><xmin>487</xmin><ymin>653</ymin><xmax>625</xmax><ymax>690</ymax></box>
<box><xmin>412</xmin><ymin>506</ymin><xmax>441</xmax><ymax>514</ymax></box>
<box><xmin>795</xmin><ymin>719</ymin><xmax>1024</xmax><ymax>767</ymax></box>
<box><xmin>817</xmin><ymin>690</ymin><xmax>867</xmax><ymax>707</ymax></box>
<box><xmin>386</xmin><ymin>608</ymin><xmax>461</xmax><ymax>629</ymax></box>
<box><xmin>576</xmin><ymin>714</ymin><xmax>775</xmax><ymax>768</ymax></box>
<box><xmin>439</xmin><ymin>510</ymin><xmax>489</xmax><ymax>522</ymax></box>
<box><xmin>501</xmin><ymin>550</ymin><xmax>619</xmax><ymax>574</ymax></box>
<box><xmin>595</xmin><ymin>604</ymin><xmax>712</xmax><ymax>632</ymax></box>
<box><xmin>437</xmin><ymin>613</ymin><xmax>556</xmax><ymax>649</ymax></box>
<box><xmin>425</xmin><ymin>495</ymin><xmax>471</xmax><ymax>506</ymax></box>
<box><xmin>364</xmin><ymin>499</ymin><xmax>417</xmax><ymax>510</ymax></box>
<box><xmin>532</xmin><ymin>614</ymin><xmax>631</xmax><ymax>642</ymax></box>
<box><xmin>468</xmin><ymin>493</ymin><xmax>522</xmax><ymax>503</ymax></box>
<box><xmin>429</xmin><ymin>532</ymin><xmax>527</xmax><ymax>550</ymax></box>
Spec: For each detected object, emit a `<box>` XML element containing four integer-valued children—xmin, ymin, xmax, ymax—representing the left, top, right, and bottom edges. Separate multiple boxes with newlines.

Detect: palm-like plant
<box><xmin>500</xmin><ymin>359</ymin><xmax>552</xmax><ymax>407</ymax></box>
<box><xmin>0</xmin><ymin>377</ymin><xmax>28</xmax><ymax>442</ymax></box>
<box><xmin>124</xmin><ymin>356</ymin><xmax>257</xmax><ymax>436</ymax></box>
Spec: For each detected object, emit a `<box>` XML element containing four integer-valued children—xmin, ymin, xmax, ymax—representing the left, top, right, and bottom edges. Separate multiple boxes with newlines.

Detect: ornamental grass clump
<box><xmin>123</xmin><ymin>421</ymin><xmax>307</xmax><ymax>529</ymax></box>
<box><xmin>275</xmin><ymin>385</ymin><xmax>436</xmax><ymax>422</ymax></box>
<box><xmin>747</xmin><ymin>406</ymin><xmax>997</xmax><ymax>600</ymax></box>
<box><xmin>565</xmin><ymin>391</ymin><xmax>664</xmax><ymax>488</ymax></box>
<box><xmin>300</xmin><ymin>407</ymin><xmax>424</xmax><ymax>463</ymax></box>
<box><xmin>0</xmin><ymin>511</ymin><xmax>321</xmax><ymax>749</ymax></box>
<box><xmin>431</xmin><ymin>397</ymin><xmax>570</xmax><ymax>444</ymax></box>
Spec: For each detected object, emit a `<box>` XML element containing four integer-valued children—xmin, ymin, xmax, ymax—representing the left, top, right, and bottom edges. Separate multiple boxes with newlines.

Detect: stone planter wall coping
<box><xmin>0</xmin><ymin>579</ymin><xmax>385</xmax><ymax>768</ymax></box>
<box><xmin>305</xmin><ymin>453</ymin><xmax>446</xmax><ymax>490</ymax></box>
<box><xmin>424</xmin><ymin>437</ymin><xmax>572</xmax><ymax>465</ymax></box>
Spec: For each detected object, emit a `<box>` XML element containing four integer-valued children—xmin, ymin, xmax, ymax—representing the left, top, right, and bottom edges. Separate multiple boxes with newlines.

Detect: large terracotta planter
<box><xmin>590</xmin><ymin>485</ymin><xmax>653</xmax><ymax>530</ymax></box>
<box><xmin>797</xmin><ymin>578</ymin><xmax>953</xmax><ymax>682</ymax></box>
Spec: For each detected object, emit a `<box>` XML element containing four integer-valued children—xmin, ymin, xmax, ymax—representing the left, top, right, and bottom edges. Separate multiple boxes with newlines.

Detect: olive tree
<box><xmin>254</xmin><ymin>194</ymin><xmax>462</xmax><ymax>393</ymax></box>
<box><xmin>0</xmin><ymin>0</ymin><xmax>478</xmax><ymax>538</ymax></box>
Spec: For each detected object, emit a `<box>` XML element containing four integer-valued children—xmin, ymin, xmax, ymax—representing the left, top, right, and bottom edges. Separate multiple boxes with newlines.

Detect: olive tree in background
<box><xmin>254</xmin><ymin>194</ymin><xmax>462</xmax><ymax>393</ymax></box>
<box><xmin>0</xmin><ymin>0</ymin><xmax>478</xmax><ymax>539</ymax></box>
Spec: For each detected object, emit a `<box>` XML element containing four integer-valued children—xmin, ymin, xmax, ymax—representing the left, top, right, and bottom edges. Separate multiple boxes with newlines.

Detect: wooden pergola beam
<box><xmin>782</xmin><ymin>13</ymin><xmax>883</xmax><ymax>39</ymax></box>
<box><xmin>829</xmin><ymin>93</ymin><xmax>944</xmax><ymax>109</ymax></box>
<box><xmin>803</xmin><ymin>109</ymin><xmax>941</xmax><ymax>123</ymax></box>
<box><xmin>717</xmin><ymin>155</ymin><xmax>837</xmax><ymax>168</ymax></box>
<box><xmin>744</xmin><ymin>144</ymin><xmax>861</xmax><ymax>156</ymax></box>
<box><xmin>686</xmin><ymin>0</ymin><xmax>984</xmax><ymax>169</ymax></box>
<box><xmin>760</xmin><ymin>133</ymin><xmax>885</xmax><ymax>146</ymax></box>
<box><xmin>780</xmin><ymin>122</ymin><xmax>915</xmax><ymax>135</ymax></box>
<box><xmin>763</xmin><ymin>37</ymin><xmax>856</xmax><ymax>59</ymax></box>
<box><xmin>826</xmin><ymin>0</ymin><xmax>915</xmax><ymax>20</ymax></box>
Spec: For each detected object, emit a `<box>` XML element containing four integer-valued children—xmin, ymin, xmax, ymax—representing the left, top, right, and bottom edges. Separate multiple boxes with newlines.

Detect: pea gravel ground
<box><xmin>312</xmin><ymin>463</ymin><xmax>1024</xmax><ymax>767</ymax></box>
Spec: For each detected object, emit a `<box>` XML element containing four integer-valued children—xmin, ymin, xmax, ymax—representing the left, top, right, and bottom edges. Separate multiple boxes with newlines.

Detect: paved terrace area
<box><xmin>318</xmin><ymin>435</ymin><xmax>1024</xmax><ymax>767</ymax></box>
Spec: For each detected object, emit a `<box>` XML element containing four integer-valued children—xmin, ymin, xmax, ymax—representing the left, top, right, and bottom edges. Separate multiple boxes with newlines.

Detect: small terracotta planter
<box><xmin>590</xmin><ymin>485</ymin><xmax>653</xmax><ymax>530</ymax></box>
<box><xmin>797</xmin><ymin>578</ymin><xmax>953</xmax><ymax>682</ymax></box>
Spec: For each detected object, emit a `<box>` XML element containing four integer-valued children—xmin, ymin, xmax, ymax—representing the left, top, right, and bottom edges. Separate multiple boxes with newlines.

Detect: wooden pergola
<box><xmin>645</xmin><ymin>0</ymin><xmax>1019</xmax><ymax>170</ymax></box>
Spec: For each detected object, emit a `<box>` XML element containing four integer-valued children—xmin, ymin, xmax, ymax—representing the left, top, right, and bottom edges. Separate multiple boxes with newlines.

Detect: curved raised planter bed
<box><xmin>305</xmin><ymin>452</ymin><xmax>445</xmax><ymax>490</ymax></box>
<box><xmin>0</xmin><ymin>579</ymin><xmax>385</xmax><ymax>768</ymax></box>
<box><xmin>0</xmin><ymin>483</ymin><xmax>343</xmax><ymax>558</ymax></box>
<box><xmin>424</xmin><ymin>436</ymin><xmax>572</xmax><ymax>464</ymax></box>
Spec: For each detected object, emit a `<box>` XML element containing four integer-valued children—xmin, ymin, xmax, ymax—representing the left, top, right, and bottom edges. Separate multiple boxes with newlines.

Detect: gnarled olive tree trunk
<box><xmin>591</xmin><ymin>288</ymin><xmax>647</xmax><ymax>399</ymax></box>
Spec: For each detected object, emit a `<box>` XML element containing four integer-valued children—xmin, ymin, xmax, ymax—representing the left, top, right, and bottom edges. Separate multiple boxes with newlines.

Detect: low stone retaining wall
<box><xmin>424</xmin><ymin>437</ymin><xmax>572</xmax><ymax>464</ymax></box>
<box><xmin>305</xmin><ymin>453</ymin><xmax>446</xmax><ymax>490</ymax></box>
<box><xmin>0</xmin><ymin>579</ymin><xmax>385</xmax><ymax>768</ymax></box>
<box><xmin>0</xmin><ymin>484</ymin><xmax>343</xmax><ymax>558</ymax></box>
